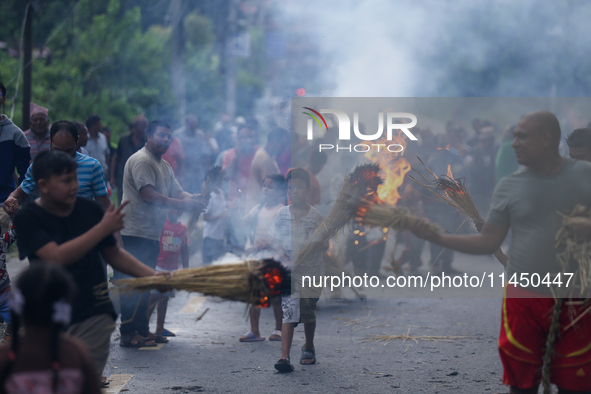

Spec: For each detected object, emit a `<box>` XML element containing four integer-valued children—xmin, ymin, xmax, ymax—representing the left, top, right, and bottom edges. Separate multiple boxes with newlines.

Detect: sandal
<box><xmin>268</xmin><ymin>330</ymin><xmax>282</xmax><ymax>341</ymax></box>
<box><xmin>101</xmin><ymin>377</ymin><xmax>110</xmax><ymax>388</ymax></box>
<box><xmin>300</xmin><ymin>346</ymin><xmax>316</xmax><ymax>365</ymax></box>
<box><xmin>158</xmin><ymin>328</ymin><xmax>176</xmax><ymax>337</ymax></box>
<box><xmin>239</xmin><ymin>331</ymin><xmax>265</xmax><ymax>342</ymax></box>
<box><xmin>149</xmin><ymin>333</ymin><xmax>169</xmax><ymax>344</ymax></box>
<box><xmin>120</xmin><ymin>333</ymin><xmax>156</xmax><ymax>348</ymax></box>
<box><xmin>274</xmin><ymin>357</ymin><xmax>294</xmax><ymax>372</ymax></box>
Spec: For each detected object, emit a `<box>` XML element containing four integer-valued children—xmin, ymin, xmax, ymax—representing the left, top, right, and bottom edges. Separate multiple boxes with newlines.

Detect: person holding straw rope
<box><xmin>115</xmin><ymin>120</ymin><xmax>206</xmax><ymax>348</ymax></box>
<box><xmin>411</xmin><ymin>111</ymin><xmax>591</xmax><ymax>394</ymax></box>
<box><xmin>13</xmin><ymin>149</ymin><xmax>166</xmax><ymax>385</ymax></box>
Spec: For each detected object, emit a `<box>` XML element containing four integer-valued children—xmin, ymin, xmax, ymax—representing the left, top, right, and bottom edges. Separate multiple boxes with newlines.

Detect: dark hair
<box><xmin>32</xmin><ymin>150</ymin><xmax>78</xmax><ymax>184</ymax></box>
<box><xmin>286</xmin><ymin>168</ymin><xmax>310</xmax><ymax>189</ymax></box>
<box><xmin>146</xmin><ymin>120</ymin><xmax>171</xmax><ymax>136</ymax></box>
<box><xmin>566</xmin><ymin>128</ymin><xmax>591</xmax><ymax>151</ymax></box>
<box><xmin>101</xmin><ymin>126</ymin><xmax>111</xmax><ymax>133</ymax></box>
<box><xmin>238</xmin><ymin>126</ymin><xmax>258</xmax><ymax>138</ymax></box>
<box><xmin>2</xmin><ymin>264</ymin><xmax>76</xmax><ymax>393</ymax></box>
<box><xmin>71</xmin><ymin>121</ymin><xmax>86</xmax><ymax>139</ymax></box>
<box><xmin>0</xmin><ymin>82</ymin><xmax>6</xmax><ymax>98</ymax></box>
<box><xmin>264</xmin><ymin>173</ymin><xmax>287</xmax><ymax>204</ymax></box>
<box><xmin>50</xmin><ymin>120</ymin><xmax>79</xmax><ymax>144</ymax></box>
<box><xmin>85</xmin><ymin>114</ymin><xmax>101</xmax><ymax>129</ymax></box>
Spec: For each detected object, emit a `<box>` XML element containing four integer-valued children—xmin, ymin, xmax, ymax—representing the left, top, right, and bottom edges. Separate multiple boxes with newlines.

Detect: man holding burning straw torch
<box><xmin>411</xmin><ymin>111</ymin><xmax>591</xmax><ymax>393</ymax></box>
<box><xmin>115</xmin><ymin>120</ymin><xmax>206</xmax><ymax>348</ymax></box>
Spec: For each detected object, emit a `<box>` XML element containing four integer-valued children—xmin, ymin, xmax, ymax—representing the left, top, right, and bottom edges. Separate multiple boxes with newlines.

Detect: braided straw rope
<box><xmin>542</xmin><ymin>298</ymin><xmax>563</xmax><ymax>394</ymax></box>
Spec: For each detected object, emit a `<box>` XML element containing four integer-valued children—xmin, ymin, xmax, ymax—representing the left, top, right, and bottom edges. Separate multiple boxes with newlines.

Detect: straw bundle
<box><xmin>407</xmin><ymin>157</ymin><xmax>483</xmax><ymax>223</ymax></box>
<box><xmin>188</xmin><ymin>166</ymin><xmax>224</xmax><ymax>231</ymax></box>
<box><xmin>361</xmin><ymin>330</ymin><xmax>474</xmax><ymax>345</ymax></box>
<box><xmin>114</xmin><ymin>259</ymin><xmax>290</xmax><ymax>307</ymax></box>
<box><xmin>356</xmin><ymin>200</ymin><xmax>442</xmax><ymax>234</ymax></box>
<box><xmin>293</xmin><ymin>163</ymin><xmax>382</xmax><ymax>267</ymax></box>
<box><xmin>541</xmin><ymin>204</ymin><xmax>591</xmax><ymax>394</ymax></box>
<box><xmin>555</xmin><ymin>204</ymin><xmax>591</xmax><ymax>297</ymax></box>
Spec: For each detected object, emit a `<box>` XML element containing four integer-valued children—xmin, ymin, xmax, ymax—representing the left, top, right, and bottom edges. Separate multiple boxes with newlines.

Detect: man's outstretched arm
<box><xmin>411</xmin><ymin>219</ymin><xmax>509</xmax><ymax>256</ymax></box>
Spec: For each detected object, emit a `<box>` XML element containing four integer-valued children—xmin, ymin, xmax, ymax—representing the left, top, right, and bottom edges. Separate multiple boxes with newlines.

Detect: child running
<box><xmin>239</xmin><ymin>174</ymin><xmax>286</xmax><ymax>342</ymax></box>
<box><xmin>0</xmin><ymin>221</ymin><xmax>16</xmax><ymax>343</ymax></box>
<box><xmin>270</xmin><ymin>168</ymin><xmax>326</xmax><ymax>372</ymax></box>
<box><xmin>146</xmin><ymin>210</ymin><xmax>189</xmax><ymax>337</ymax></box>
<box><xmin>0</xmin><ymin>263</ymin><xmax>101</xmax><ymax>394</ymax></box>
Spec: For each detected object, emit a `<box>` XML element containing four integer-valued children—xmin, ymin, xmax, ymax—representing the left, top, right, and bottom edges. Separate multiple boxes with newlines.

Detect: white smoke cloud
<box><xmin>276</xmin><ymin>0</ymin><xmax>591</xmax><ymax>97</ymax></box>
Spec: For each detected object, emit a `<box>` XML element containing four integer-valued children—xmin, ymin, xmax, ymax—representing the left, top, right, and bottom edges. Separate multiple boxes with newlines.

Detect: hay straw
<box><xmin>294</xmin><ymin>163</ymin><xmax>382</xmax><ymax>267</ymax></box>
<box><xmin>112</xmin><ymin>259</ymin><xmax>290</xmax><ymax>307</ymax></box>
<box><xmin>555</xmin><ymin>204</ymin><xmax>591</xmax><ymax>298</ymax></box>
<box><xmin>406</xmin><ymin>157</ymin><xmax>483</xmax><ymax>223</ymax></box>
<box><xmin>361</xmin><ymin>330</ymin><xmax>474</xmax><ymax>345</ymax></box>
<box><xmin>356</xmin><ymin>200</ymin><xmax>442</xmax><ymax>234</ymax></box>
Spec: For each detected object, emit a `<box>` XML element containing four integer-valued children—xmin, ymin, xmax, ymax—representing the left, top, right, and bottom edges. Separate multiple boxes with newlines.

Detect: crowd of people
<box><xmin>1</xmin><ymin>77</ymin><xmax>591</xmax><ymax>392</ymax></box>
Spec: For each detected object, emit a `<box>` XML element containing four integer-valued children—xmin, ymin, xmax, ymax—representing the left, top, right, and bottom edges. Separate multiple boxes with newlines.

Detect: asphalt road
<box><xmin>103</xmin><ymin>252</ymin><xmax>509</xmax><ymax>394</ymax></box>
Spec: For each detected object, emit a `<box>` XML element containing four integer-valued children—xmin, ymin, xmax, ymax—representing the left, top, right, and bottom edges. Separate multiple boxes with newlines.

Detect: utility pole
<box><xmin>22</xmin><ymin>2</ymin><xmax>33</xmax><ymax>130</ymax></box>
<box><xmin>225</xmin><ymin>0</ymin><xmax>237</xmax><ymax>119</ymax></box>
<box><xmin>170</xmin><ymin>0</ymin><xmax>187</xmax><ymax>124</ymax></box>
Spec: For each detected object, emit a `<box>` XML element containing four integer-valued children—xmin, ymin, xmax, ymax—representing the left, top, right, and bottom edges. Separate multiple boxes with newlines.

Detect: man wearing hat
<box><xmin>24</xmin><ymin>102</ymin><xmax>51</xmax><ymax>162</ymax></box>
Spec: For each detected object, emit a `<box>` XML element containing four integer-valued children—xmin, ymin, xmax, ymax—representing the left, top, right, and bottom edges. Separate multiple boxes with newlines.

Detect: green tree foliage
<box><xmin>1</xmin><ymin>0</ymin><xmax>171</xmax><ymax>135</ymax></box>
<box><xmin>0</xmin><ymin>0</ymin><xmax>268</xmax><ymax>137</ymax></box>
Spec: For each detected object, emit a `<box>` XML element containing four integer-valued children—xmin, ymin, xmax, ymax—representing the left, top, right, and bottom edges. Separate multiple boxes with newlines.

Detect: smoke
<box><xmin>276</xmin><ymin>0</ymin><xmax>591</xmax><ymax>97</ymax></box>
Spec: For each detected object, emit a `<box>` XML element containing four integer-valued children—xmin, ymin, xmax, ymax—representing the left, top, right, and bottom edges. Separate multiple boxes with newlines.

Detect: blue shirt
<box><xmin>21</xmin><ymin>152</ymin><xmax>108</xmax><ymax>199</ymax></box>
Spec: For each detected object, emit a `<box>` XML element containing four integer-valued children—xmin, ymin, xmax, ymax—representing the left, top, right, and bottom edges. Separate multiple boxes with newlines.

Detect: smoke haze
<box><xmin>277</xmin><ymin>0</ymin><xmax>591</xmax><ymax>97</ymax></box>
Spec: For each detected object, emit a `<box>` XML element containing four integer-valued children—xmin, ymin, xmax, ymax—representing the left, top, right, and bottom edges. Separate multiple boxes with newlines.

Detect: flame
<box><xmin>363</xmin><ymin>128</ymin><xmax>411</xmax><ymax>205</ymax></box>
<box><xmin>446</xmin><ymin>164</ymin><xmax>453</xmax><ymax>179</ymax></box>
<box><xmin>437</xmin><ymin>145</ymin><xmax>451</xmax><ymax>151</ymax></box>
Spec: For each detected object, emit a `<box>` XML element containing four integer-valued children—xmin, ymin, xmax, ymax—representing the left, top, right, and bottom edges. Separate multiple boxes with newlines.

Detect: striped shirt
<box><xmin>23</xmin><ymin>129</ymin><xmax>51</xmax><ymax>162</ymax></box>
<box><xmin>21</xmin><ymin>152</ymin><xmax>108</xmax><ymax>199</ymax></box>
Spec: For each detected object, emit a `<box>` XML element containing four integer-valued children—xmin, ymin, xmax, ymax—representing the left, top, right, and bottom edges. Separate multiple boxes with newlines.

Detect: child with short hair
<box><xmin>239</xmin><ymin>174</ymin><xmax>285</xmax><ymax>342</ymax></box>
<box><xmin>14</xmin><ymin>149</ymin><xmax>161</xmax><ymax>375</ymax></box>
<box><xmin>0</xmin><ymin>263</ymin><xmax>101</xmax><ymax>394</ymax></box>
<box><xmin>146</xmin><ymin>210</ymin><xmax>189</xmax><ymax>337</ymax></box>
<box><xmin>270</xmin><ymin>168</ymin><xmax>326</xmax><ymax>372</ymax></box>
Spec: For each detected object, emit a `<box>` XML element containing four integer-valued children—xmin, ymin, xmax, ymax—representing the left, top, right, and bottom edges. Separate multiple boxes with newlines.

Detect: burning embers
<box><xmin>407</xmin><ymin>158</ymin><xmax>483</xmax><ymax>223</ymax></box>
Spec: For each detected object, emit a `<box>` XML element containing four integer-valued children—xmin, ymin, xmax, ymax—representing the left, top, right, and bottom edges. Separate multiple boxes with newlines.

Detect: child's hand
<box><xmin>3</xmin><ymin>197</ymin><xmax>19</xmax><ymax>217</ymax></box>
<box><xmin>100</xmin><ymin>201</ymin><xmax>129</xmax><ymax>234</ymax></box>
<box><xmin>153</xmin><ymin>269</ymin><xmax>171</xmax><ymax>293</ymax></box>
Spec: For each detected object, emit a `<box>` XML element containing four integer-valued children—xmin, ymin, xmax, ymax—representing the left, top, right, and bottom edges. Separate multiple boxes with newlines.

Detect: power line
<box><xmin>5</xmin><ymin>0</ymin><xmax>81</xmax><ymax>119</ymax></box>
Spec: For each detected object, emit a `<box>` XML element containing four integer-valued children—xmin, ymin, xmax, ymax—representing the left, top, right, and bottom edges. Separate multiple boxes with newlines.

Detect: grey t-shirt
<box><xmin>487</xmin><ymin>158</ymin><xmax>591</xmax><ymax>281</ymax></box>
<box><xmin>121</xmin><ymin>147</ymin><xmax>183</xmax><ymax>240</ymax></box>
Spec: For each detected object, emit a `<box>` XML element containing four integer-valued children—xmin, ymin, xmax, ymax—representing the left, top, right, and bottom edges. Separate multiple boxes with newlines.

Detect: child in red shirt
<box><xmin>145</xmin><ymin>210</ymin><xmax>189</xmax><ymax>337</ymax></box>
